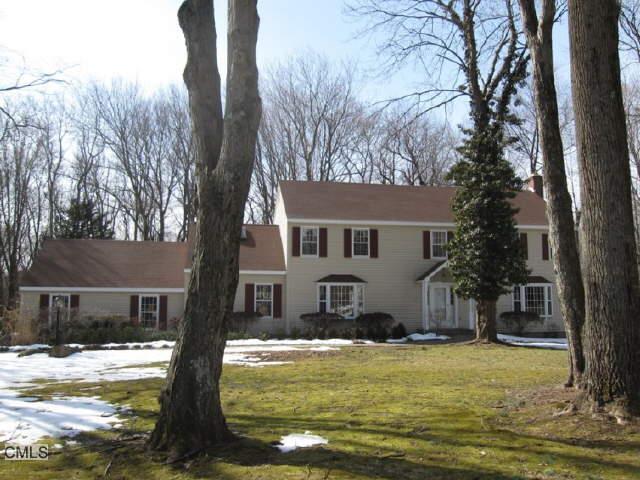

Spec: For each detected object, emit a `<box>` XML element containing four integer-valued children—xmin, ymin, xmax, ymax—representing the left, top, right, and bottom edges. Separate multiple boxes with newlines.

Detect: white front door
<box><xmin>430</xmin><ymin>284</ymin><xmax>455</xmax><ymax>329</ymax></box>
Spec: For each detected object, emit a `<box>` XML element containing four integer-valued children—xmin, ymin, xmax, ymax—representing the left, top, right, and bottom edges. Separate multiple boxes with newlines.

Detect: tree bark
<box><xmin>518</xmin><ymin>0</ymin><xmax>586</xmax><ymax>388</ymax></box>
<box><xmin>568</xmin><ymin>0</ymin><xmax>640</xmax><ymax>418</ymax></box>
<box><xmin>475</xmin><ymin>300</ymin><xmax>498</xmax><ymax>343</ymax></box>
<box><xmin>150</xmin><ymin>0</ymin><xmax>261</xmax><ymax>456</ymax></box>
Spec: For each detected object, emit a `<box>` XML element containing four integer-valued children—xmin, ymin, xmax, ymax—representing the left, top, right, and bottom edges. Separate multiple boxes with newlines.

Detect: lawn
<box><xmin>2</xmin><ymin>344</ymin><xmax>639</xmax><ymax>479</ymax></box>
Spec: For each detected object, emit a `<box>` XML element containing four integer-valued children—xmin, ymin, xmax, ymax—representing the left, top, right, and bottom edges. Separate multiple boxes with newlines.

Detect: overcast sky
<box><xmin>0</xmin><ymin>0</ymin><xmax>575</xmax><ymax>125</ymax></box>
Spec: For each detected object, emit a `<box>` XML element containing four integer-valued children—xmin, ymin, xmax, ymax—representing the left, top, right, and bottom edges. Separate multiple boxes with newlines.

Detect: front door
<box><xmin>430</xmin><ymin>285</ymin><xmax>455</xmax><ymax>329</ymax></box>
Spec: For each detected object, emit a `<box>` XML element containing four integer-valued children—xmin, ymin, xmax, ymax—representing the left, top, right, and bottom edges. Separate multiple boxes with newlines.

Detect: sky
<box><xmin>0</xmin><ymin>0</ymin><xmax>574</xmax><ymax>127</ymax></box>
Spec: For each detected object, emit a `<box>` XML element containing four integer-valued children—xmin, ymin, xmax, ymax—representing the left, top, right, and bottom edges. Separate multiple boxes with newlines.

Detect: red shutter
<box><xmin>159</xmin><ymin>295</ymin><xmax>168</xmax><ymax>330</ymax></box>
<box><xmin>292</xmin><ymin>227</ymin><xmax>301</xmax><ymax>257</ymax></box>
<box><xmin>370</xmin><ymin>229</ymin><xmax>379</xmax><ymax>258</ymax></box>
<box><xmin>319</xmin><ymin>228</ymin><xmax>328</xmax><ymax>257</ymax></box>
<box><xmin>245</xmin><ymin>283</ymin><xmax>255</xmax><ymax>313</ymax></box>
<box><xmin>70</xmin><ymin>295</ymin><xmax>80</xmax><ymax>309</ymax></box>
<box><xmin>39</xmin><ymin>294</ymin><xmax>49</xmax><ymax>323</ymax></box>
<box><xmin>542</xmin><ymin>233</ymin><xmax>549</xmax><ymax>260</ymax></box>
<box><xmin>130</xmin><ymin>295</ymin><xmax>139</xmax><ymax>325</ymax></box>
<box><xmin>344</xmin><ymin>228</ymin><xmax>352</xmax><ymax>258</ymax></box>
<box><xmin>273</xmin><ymin>284</ymin><xmax>283</xmax><ymax>318</ymax></box>
<box><xmin>423</xmin><ymin>231</ymin><xmax>431</xmax><ymax>259</ymax></box>
<box><xmin>39</xmin><ymin>294</ymin><xmax>49</xmax><ymax>310</ymax></box>
<box><xmin>520</xmin><ymin>233</ymin><xmax>528</xmax><ymax>260</ymax></box>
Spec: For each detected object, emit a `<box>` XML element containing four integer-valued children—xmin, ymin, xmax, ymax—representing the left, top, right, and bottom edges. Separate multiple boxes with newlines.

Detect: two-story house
<box><xmin>19</xmin><ymin>179</ymin><xmax>561</xmax><ymax>335</ymax></box>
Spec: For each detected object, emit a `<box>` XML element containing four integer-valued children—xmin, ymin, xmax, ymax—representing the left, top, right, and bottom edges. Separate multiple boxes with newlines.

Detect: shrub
<box><xmin>499</xmin><ymin>311</ymin><xmax>542</xmax><ymax>336</ymax></box>
<box><xmin>355</xmin><ymin>312</ymin><xmax>394</xmax><ymax>341</ymax></box>
<box><xmin>228</xmin><ymin>311</ymin><xmax>260</xmax><ymax>333</ymax></box>
<box><xmin>300</xmin><ymin>312</ymin><xmax>344</xmax><ymax>339</ymax></box>
<box><xmin>391</xmin><ymin>322</ymin><xmax>408</xmax><ymax>339</ymax></box>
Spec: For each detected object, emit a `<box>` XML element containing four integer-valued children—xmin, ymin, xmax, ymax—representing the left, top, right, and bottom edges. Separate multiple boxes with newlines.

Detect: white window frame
<box><xmin>139</xmin><ymin>294</ymin><xmax>160</xmax><ymax>329</ymax></box>
<box><xmin>352</xmin><ymin>228</ymin><xmax>370</xmax><ymax>258</ymax></box>
<box><xmin>300</xmin><ymin>226</ymin><xmax>320</xmax><ymax>258</ymax></box>
<box><xmin>431</xmin><ymin>230</ymin><xmax>448</xmax><ymax>259</ymax></box>
<box><xmin>512</xmin><ymin>284</ymin><xmax>553</xmax><ymax>318</ymax></box>
<box><xmin>316</xmin><ymin>283</ymin><xmax>365</xmax><ymax>319</ymax></box>
<box><xmin>48</xmin><ymin>293</ymin><xmax>71</xmax><ymax>326</ymax></box>
<box><xmin>254</xmin><ymin>283</ymin><xmax>274</xmax><ymax>319</ymax></box>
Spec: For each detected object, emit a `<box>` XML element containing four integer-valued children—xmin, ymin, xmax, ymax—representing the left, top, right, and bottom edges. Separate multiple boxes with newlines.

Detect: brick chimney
<box><xmin>525</xmin><ymin>174</ymin><xmax>544</xmax><ymax>198</ymax></box>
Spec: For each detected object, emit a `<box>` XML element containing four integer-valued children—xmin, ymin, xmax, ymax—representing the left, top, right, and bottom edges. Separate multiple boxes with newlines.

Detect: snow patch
<box><xmin>387</xmin><ymin>333</ymin><xmax>451</xmax><ymax>344</ymax></box>
<box><xmin>498</xmin><ymin>334</ymin><xmax>567</xmax><ymax>350</ymax></box>
<box><xmin>0</xmin><ymin>393</ymin><xmax>120</xmax><ymax>445</ymax></box>
<box><xmin>0</xmin><ymin>339</ymin><xmax>358</xmax><ymax>443</ymax></box>
<box><xmin>276</xmin><ymin>431</ymin><xmax>328</xmax><ymax>453</ymax></box>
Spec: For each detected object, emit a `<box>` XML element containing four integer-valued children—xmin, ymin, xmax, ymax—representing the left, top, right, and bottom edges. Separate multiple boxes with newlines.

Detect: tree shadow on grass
<box><xmin>51</xmin><ymin>407</ymin><xmax>640</xmax><ymax>480</ymax></box>
<box><xmin>67</xmin><ymin>430</ymin><xmax>526</xmax><ymax>480</ymax></box>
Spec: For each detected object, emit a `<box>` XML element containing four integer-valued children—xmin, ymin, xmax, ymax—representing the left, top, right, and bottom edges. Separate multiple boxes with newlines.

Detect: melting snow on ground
<box><xmin>0</xmin><ymin>339</ymin><xmax>360</xmax><ymax>444</ymax></box>
<box><xmin>386</xmin><ymin>332</ymin><xmax>451</xmax><ymax>344</ymax></box>
<box><xmin>275</xmin><ymin>431</ymin><xmax>328</xmax><ymax>453</ymax></box>
<box><xmin>498</xmin><ymin>334</ymin><xmax>568</xmax><ymax>350</ymax></box>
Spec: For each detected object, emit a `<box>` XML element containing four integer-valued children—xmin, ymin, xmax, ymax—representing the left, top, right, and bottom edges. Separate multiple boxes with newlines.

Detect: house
<box><xmin>19</xmin><ymin>178</ymin><xmax>562</xmax><ymax>335</ymax></box>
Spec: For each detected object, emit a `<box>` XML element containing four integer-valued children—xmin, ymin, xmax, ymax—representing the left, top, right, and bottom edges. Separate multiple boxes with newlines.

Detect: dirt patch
<box><xmin>244</xmin><ymin>348</ymin><xmax>342</xmax><ymax>362</ymax></box>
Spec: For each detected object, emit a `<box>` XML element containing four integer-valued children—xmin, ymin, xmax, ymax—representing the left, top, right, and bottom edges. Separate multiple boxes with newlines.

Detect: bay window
<box><xmin>317</xmin><ymin>283</ymin><xmax>365</xmax><ymax>319</ymax></box>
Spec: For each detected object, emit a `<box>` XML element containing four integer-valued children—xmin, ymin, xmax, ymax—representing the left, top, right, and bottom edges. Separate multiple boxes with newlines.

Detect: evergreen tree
<box><xmin>58</xmin><ymin>199</ymin><xmax>114</xmax><ymax>239</ymax></box>
<box><xmin>447</xmin><ymin>126</ymin><xmax>529</xmax><ymax>343</ymax></box>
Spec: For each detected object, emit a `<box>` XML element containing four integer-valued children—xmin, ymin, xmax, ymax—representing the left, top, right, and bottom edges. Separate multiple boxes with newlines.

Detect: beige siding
<box><xmin>20</xmin><ymin>291</ymin><xmax>184</xmax><ymax>325</ymax></box>
<box><xmin>283</xmin><ymin>224</ymin><xmax>561</xmax><ymax>335</ymax></box>
<box><xmin>273</xmin><ymin>190</ymin><xmax>288</xmax><ymax>268</ymax></box>
<box><xmin>234</xmin><ymin>274</ymin><xmax>287</xmax><ymax>335</ymax></box>
<box><xmin>286</xmin><ymin>223</ymin><xmax>445</xmax><ymax>332</ymax></box>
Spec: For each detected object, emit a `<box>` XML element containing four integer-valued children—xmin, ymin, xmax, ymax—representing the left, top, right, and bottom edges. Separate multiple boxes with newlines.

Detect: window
<box><xmin>140</xmin><ymin>295</ymin><xmax>159</xmax><ymax>329</ymax></box>
<box><xmin>513</xmin><ymin>285</ymin><xmax>553</xmax><ymax>318</ymax></box>
<box><xmin>352</xmin><ymin>228</ymin><xmax>370</xmax><ymax>257</ymax></box>
<box><xmin>317</xmin><ymin>284</ymin><xmax>365</xmax><ymax>319</ymax></box>
<box><xmin>431</xmin><ymin>231</ymin><xmax>448</xmax><ymax>258</ymax></box>
<box><xmin>301</xmin><ymin>227</ymin><xmax>319</xmax><ymax>256</ymax></box>
<box><xmin>49</xmin><ymin>294</ymin><xmax>70</xmax><ymax>325</ymax></box>
<box><xmin>255</xmin><ymin>284</ymin><xmax>273</xmax><ymax>317</ymax></box>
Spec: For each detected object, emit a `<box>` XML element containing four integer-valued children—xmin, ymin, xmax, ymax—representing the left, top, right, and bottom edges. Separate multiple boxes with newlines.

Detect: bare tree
<box><xmin>150</xmin><ymin>0</ymin><xmax>261</xmax><ymax>456</ymax></box>
<box><xmin>0</xmin><ymin>104</ymin><xmax>46</xmax><ymax>308</ymax></box>
<box><xmin>568</xmin><ymin>0</ymin><xmax>640</xmax><ymax>419</ymax></box>
<box><xmin>248</xmin><ymin>54</ymin><xmax>363</xmax><ymax>222</ymax></box>
<box><xmin>518</xmin><ymin>0</ymin><xmax>586</xmax><ymax>388</ymax></box>
<box><xmin>351</xmin><ymin>0</ymin><xmax>529</xmax><ymax>342</ymax></box>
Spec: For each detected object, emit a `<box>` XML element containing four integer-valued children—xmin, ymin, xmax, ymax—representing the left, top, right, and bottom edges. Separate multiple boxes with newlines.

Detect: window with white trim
<box><xmin>431</xmin><ymin>231</ymin><xmax>448</xmax><ymax>258</ymax></box>
<box><xmin>49</xmin><ymin>294</ymin><xmax>70</xmax><ymax>325</ymax></box>
<box><xmin>513</xmin><ymin>284</ymin><xmax>553</xmax><ymax>318</ymax></box>
<box><xmin>352</xmin><ymin>228</ymin><xmax>370</xmax><ymax>257</ymax></box>
<box><xmin>301</xmin><ymin>227</ymin><xmax>319</xmax><ymax>256</ymax></box>
<box><xmin>255</xmin><ymin>284</ymin><xmax>273</xmax><ymax>318</ymax></box>
<box><xmin>140</xmin><ymin>295</ymin><xmax>159</xmax><ymax>329</ymax></box>
<box><xmin>317</xmin><ymin>284</ymin><xmax>365</xmax><ymax>319</ymax></box>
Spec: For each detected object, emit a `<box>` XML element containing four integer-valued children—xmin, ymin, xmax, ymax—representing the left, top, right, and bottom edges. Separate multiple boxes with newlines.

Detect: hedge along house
<box><xmin>20</xmin><ymin>179</ymin><xmax>561</xmax><ymax>337</ymax></box>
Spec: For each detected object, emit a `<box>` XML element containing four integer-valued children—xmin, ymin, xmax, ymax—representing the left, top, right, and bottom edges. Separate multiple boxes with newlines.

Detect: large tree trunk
<box><xmin>150</xmin><ymin>0</ymin><xmax>261</xmax><ymax>456</ymax></box>
<box><xmin>475</xmin><ymin>299</ymin><xmax>497</xmax><ymax>343</ymax></box>
<box><xmin>518</xmin><ymin>0</ymin><xmax>586</xmax><ymax>388</ymax></box>
<box><xmin>568</xmin><ymin>0</ymin><xmax>640</xmax><ymax>419</ymax></box>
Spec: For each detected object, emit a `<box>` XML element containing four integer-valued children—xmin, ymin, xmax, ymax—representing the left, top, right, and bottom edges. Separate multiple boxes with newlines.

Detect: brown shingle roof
<box><xmin>279</xmin><ymin>181</ymin><xmax>548</xmax><ymax>225</ymax></box>
<box><xmin>238</xmin><ymin>225</ymin><xmax>285</xmax><ymax>271</ymax></box>
<box><xmin>22</xmin><ymin>225</ymin><xmax>286</xmax><ymax>289</ymax></box>
<box><xmin>21</xmin><ymin>239</ymin><xmax>189</xmax><ymax>288</ymax></box>
<box><xmin>187</xmin><ymin>224</ymin><xmax>285</xmax><ymax>272</ymax></box>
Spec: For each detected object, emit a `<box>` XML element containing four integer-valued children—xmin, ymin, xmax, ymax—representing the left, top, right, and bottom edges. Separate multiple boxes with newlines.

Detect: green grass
<box><xmin>2</xmin><ymin>344</ymin><xmax>639</xmax><ymax>479</ymax></box>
